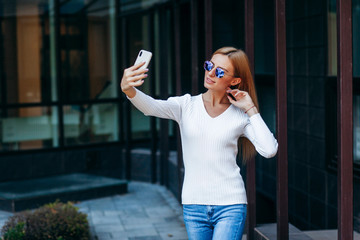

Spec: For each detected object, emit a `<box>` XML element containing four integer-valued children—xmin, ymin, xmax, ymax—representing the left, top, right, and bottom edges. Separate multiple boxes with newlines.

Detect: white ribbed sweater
<box><xmin>129</xmin><ymin>89</ymin><xmax>278</xmax><ymax>205</ymax></box>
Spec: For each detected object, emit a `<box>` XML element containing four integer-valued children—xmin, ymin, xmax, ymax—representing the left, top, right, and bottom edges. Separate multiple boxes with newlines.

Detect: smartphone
<box><xmin>227</xmin><ymin>86</ymin><xmax>237</xmax><ymax>101</ymax></box>
<box><xmin>134</xmin><ymin>50</ymin><xmax>152</xmax><ymax>70</ymax></box>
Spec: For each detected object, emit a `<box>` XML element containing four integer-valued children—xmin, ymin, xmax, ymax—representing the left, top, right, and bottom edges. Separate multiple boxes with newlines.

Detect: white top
<box><xmin>129</xmin><ymin>89</ymin><xmax>278</xmax><ymax>205</ymax></box>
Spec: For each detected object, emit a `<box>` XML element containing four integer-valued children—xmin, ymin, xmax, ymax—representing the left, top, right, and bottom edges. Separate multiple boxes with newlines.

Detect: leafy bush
<box><xmin>2</xmin><ymin>222</ymin><xmax>25</xmax><ymax>240</ymax></box>
<box><xmin>1</xmin><ymin>201</ymin><xmax>89</xmax><ymax>240</ymax></box>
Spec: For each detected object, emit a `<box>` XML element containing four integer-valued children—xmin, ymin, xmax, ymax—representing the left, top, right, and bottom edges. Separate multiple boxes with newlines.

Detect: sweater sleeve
<box><xmin>242</xmin><ymin>113</ymin><xmax>278</xmax><ymax>158</ymax></box>
<box><xmin>127</xmin><ymin>88</ymin><xmax>188</xmax><ymax>123</ymax></box>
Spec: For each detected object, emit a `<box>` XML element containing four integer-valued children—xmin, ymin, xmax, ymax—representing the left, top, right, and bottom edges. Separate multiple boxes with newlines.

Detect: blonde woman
<box><xmin>121</xmin><ymin>47</ymin><xmax>278</xmax><ymax>239</ymax></box>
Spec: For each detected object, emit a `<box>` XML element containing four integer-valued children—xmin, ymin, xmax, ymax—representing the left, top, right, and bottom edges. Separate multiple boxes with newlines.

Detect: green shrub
<box><xmin>1</xmin><ymin>201</ymin><xmax>89</xmax><ymax>240</ymax></box>
<box><xmin>2</xmin><ymin>222</ymin><xmax>25</xmax><ymax>240</ymax></box>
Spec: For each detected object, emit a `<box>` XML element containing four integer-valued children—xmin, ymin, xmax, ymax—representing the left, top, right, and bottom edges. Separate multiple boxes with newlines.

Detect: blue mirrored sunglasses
<box><xmin>204</xmin><ymin>61</ymin><xmax>226</xmax><ymax>78</ymax></box>
<box><xmin>204</xmin><ymin>60</ymin><xmax>240</xmax><ymax>79</ymax></box>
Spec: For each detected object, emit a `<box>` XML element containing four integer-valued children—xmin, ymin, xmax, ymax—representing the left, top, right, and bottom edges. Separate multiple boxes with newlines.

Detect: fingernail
<box><xmin>144</xmin><ymin>74</ymin><xmax>148</xmax><ymax>77</ymax></box>
<box><xmin>145</xmin><ymin>68</ymin><xmax>149</xmax><ymax>72</ymax></box>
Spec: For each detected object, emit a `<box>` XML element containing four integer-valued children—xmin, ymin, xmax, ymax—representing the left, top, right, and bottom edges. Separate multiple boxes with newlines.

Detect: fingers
<box><xmin>226</xmin><ymin>89</ymin><xmax>246</xmax><ymax>99</ymax></box>
<box><xmin>127</xmin><ymin>73</ymin><xmax>148</xmax><ymax>83</ymax></box>
<box><xmin>130</xmin><ymin>79</ymin><xmax>145</xmax><ymax>87</ymax></box>
<box><xmin>124</xmin><ymin>67</ymin><xmax>148</xmax><ymax>78</ymax></box>
<box><xmin>128</xmin><ymin>61</ymin><xmax>146</xmax><ymax>71</ymax></box>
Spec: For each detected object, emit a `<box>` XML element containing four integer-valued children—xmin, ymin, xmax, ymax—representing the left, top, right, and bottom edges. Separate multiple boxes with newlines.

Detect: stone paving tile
<box><xmin>111</xmin><ymin>228</ymin><xmax>159</xmax><ymax>239</ymax></box>
<box><xmin>129</xmin><ymin>236</ymin><xmax>162</xmax><ymax>240</ymax></box>
<box><xmin>0</xmin><ymin>181</ymin><xmax>188</xmax><ymax>240</ymax></box>
<box><xmin>95</xmin><ymin>224</ymin><xmax>125</xmax><ymax>233</ymax></box>
<box><xmin>304</xmin><ymin>230</ymin><xmax>360</xmax><ymax>240</ymax></box>
<box><xmin>159</xmin><ymin>230</ymin><xmax>188</xmax><ymax>240</ymax></box>
<box><xmin>95</xmin><ymin>232</ymin><xmax>113</xmax><ymax>240</ymax></box>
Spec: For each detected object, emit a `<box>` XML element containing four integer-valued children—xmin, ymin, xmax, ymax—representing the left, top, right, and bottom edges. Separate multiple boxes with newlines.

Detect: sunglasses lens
<box><xmin>204</xmin><ymin>61</ymin><xmax>213</xmax><ymax>71</ymax></box>
<box><xmin>215</xmin><ymin>68</ymin><xmax>224</xmax><ymax>78</ymax></box>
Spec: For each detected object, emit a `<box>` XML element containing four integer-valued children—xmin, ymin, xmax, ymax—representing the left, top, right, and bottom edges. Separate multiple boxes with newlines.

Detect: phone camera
<box><xmin>139</xmin><ymin>51</ymin><xmax>143</xmax><ymax>56</ymax></box>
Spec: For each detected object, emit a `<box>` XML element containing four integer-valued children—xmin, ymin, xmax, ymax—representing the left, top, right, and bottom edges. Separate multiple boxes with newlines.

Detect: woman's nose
<box><xmin>208</xmin><ymin>67</ymin><xmax>216</xmax><ymax>77</ymax></box>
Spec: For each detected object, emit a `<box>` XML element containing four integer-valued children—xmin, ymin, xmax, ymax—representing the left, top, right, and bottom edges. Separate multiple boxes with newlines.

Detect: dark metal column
<box><xmin>120</xmin><ymin>17</ymin><xmax>132</xmax><ymax>180</ymax></box>
<box><xmin>115</xmin><ymin>0</ymin><xmax>125</xmax><ymax>178</ymax></box>
<box><xmin>244</xmin><ymin>0</ymin><xmax>256</xmax><ymax>238</ymax></box>
<box><xmin>149</xmin><ymin>11</ymin><xmax>158</xmax><ymax>183</ymax></box>
<box><xmin>191</xmin><ymin>0</ymin><xmax>199</xmax><ymax>95</ymax></box>
<box><xmin>204</xmin><ymin>0</ymin><xmax>212</xmax><ymax>60</ymax></box>
<box><xmin>336</xmin><ymin>0</ymin><xmax>353</xmax><ymax>239</ymax></box>
<box><xmin>159</xmin><ymin>6</ymin><xmax>169</xmax><ymax>186</ymax></box>
<box><xmin>174</xmin><ymin>0</ymin><xmax>183</xmax><ymax>201</ymax></box>
<box><xmin>54</xmin><ymin>0</ymin><xmax>65</xmax><ymax>148</ymax></box>
<box><xmin>0</xmin><ymin>1</ymin><xmax>6</xmax><ymax>107</ymax></box>
<box><xmin>275</xmin><ymin>0</ymin><xmax>288</xmax><ymax>239</ymax></box>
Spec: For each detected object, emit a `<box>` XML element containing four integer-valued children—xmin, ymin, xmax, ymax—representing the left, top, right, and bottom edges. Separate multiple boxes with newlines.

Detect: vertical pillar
<box><xmin>159</xmin><ymin>6</ymin><xmax>169</xmax><ymax>186</ymax></box>
<box><xmin>275</xmin><ymin>0</ymin><xmax>288</xmax><ymax>239</ymax></box>
<box><xmin>109</xmin><ymin>0</ymin><xmax>119</xmax><ymax>141</ymax></box>
<box><xmin>190</xmin><ymin>0</ymin><xmax>198</xmax><ymax>95</ymax></box>
<box><xmin>120</xmin><ymin>17</ymin><xmax>132</xmax><ymax>181</ymax></box>
<box><xmin>244</xmin><ymin>0</ymin><xmax>256</xmax><ymax>239</ymax></box>
<box><xmin>148</xmin><ymin>10</ymin><xmax>158</xmax><ymax>184</ymax></box>
<box><xmin>174</xmin><ymin>0</ymin><xmax>183</xmax><ymax>201</ymax></box>
<box><xmin>51</xmin><ymin>0</ymin><xmax>65</xmax><ymax>148</ymax></box>
<box><xmin>336</xmin><ymin>0</ymin><xmax>353</xmax><ymax>239</ymax></box>
<box><xmin>204</xmin><ymin>0</ymin><xmax>212</xmax><ymax>60</ymax></box>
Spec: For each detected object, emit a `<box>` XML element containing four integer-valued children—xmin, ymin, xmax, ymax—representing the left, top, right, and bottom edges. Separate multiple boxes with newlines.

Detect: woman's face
<box><xmin>203</xmin><ymin>54</ymin><xmax>239</xmax><ymax>91</ymax></box>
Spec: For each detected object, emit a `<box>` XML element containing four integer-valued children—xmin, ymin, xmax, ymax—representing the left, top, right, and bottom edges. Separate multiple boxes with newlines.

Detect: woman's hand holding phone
<box><xmin>121</xmin><ymin>62</ymin><xmax>148</xmax><ymax>98</ymax></box>
<box><xmin>121</xmin><ymin>50</ymin><xmax>152</xmax><ymax>98</ymax></box>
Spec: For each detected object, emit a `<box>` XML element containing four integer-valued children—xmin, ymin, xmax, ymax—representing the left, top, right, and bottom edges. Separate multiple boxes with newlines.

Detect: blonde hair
<box><xmin>213</xmin><ymin>47</ymin><xmax>259</xmax><ymax>164</ymax></box>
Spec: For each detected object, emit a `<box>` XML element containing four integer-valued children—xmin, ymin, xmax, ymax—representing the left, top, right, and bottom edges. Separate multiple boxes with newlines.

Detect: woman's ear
<box><xmin>231</xmin><ymin>77</ymin><xmax>241</xmax><ymax>87</ymax></box>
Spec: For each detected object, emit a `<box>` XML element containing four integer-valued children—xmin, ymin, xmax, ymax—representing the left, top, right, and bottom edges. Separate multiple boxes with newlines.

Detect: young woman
<box><xmin>121</xmin><ymin>47</ymin><xmax>278</xmax><ymax>240</ymax></box>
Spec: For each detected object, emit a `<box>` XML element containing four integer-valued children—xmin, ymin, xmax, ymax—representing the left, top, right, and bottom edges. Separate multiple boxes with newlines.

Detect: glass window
<box><xmin>1</xmin><ymin>106</ymin><xmax>59</xmax><ymax>150</ymax></box>
<box><xmin>120</xmin><ymin>0</ymin><xmax>168</xmax><ymax>12</ymax></box>
<box><xmin>63</xmin><ymin>103</ymin><xmax>119</xmax><ymax>145</ymax></box>
<box><xmin>126</xmin><ymin>13</ymin><xmax>152</xmax><ymax>140</ymax></box>
<box><xmin>354</xmin><ymin>96</ymin><xmax>360</xmax><ymax>164</ymax></box>
<box><xmin>131</xmin><ymin>105</ymin><xmax>151</xmax><ymax>139</ymax></box>
<box><xmin>213</xmin><ymin>0</ymin><xmax>244</xmax><ymax>51</ymax></box>
<box><xmin>254</xmin><ymin>0</ymin><xmax>274</xmax><ymax>75</ymax></box>
<box><xmin>0</xmin><ymin>0</ymin><xmax>53</xmax><ymax>104</ymax></box>
<box><xmin>60</xmin><ymin>0</ymin><xmax>118</xmax><ymax>101</ymax></box>
<box><xmin>327</xmin><ymin>0</ymin><xmax>337</xmax><ymax>76</ymax></box>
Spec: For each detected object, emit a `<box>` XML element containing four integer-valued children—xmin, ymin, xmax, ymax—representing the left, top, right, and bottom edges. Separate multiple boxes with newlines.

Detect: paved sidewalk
<box><xmin>0</xmin><ymin>181</ymin><xmax>188</xmax><ymax>240</ymax></box>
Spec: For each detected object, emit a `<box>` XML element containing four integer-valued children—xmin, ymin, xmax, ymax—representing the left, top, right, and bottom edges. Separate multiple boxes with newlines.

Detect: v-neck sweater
<box><xmin>129</xmin><ymin>89</ymin><xmax>278</xmax><ymax>205</ymax></box>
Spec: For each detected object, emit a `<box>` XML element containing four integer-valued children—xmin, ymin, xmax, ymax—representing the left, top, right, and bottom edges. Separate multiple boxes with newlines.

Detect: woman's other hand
<box><xmin>121</xmin><ymin>62</ymin><xmax>148</xmax><ymax>98</ymax></box>
<box><xmin>226</xmin><ymin>88</ymin><xmax>258</xmax><ymax>116</ymax></box>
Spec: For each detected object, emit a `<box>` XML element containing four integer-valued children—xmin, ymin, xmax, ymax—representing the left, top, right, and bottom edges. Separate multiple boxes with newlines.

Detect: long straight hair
<box><xmin>213</xmin><ymin>47</ymin><xmax>258</xmax><ymax>163</ymax></box>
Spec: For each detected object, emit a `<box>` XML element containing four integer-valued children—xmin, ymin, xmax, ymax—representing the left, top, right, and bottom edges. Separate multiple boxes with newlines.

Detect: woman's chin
<box><xmin>204</xmin><ymin>81</ymin><xmax>214</xmax><ymax>89</ymax></box>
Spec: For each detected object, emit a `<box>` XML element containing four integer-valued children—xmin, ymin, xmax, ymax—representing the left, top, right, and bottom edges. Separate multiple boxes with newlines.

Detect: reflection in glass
<box><xmin>120</xmin><ymin>0</ymin><xmax>165</xmax><ymax>12</ymax></box>
<box><xmin>354</xmin><ymin>96</ymin><xmax>360</xmax><ymax>163</ymax></box>
<box><xmin>131</xmin><ymin>105</ymin><xmax>151</xmax><ymax>139</ymax></box>
<box><xmin>0</xmin><ymin>107</ymin><xmax>59</xmax><ymax>150</ymax></box>
<box><xmin>63</xmin><ymin>103</ymin><xmax>118</xmax><ymax>145</ymax></box>
<box><xmin>60</xmin><ymin>0</ymin><xmax>117</xmax><ymax>101</ymax></box>
<box><xmin>126</xmin><ymin>14</ymin><xmax>152</xmax><ymax>139</ymax></box>
<box><xmin>0</xmin><ymin>0</ymin><xmax>52</xmax><ymax>103</ymax></box>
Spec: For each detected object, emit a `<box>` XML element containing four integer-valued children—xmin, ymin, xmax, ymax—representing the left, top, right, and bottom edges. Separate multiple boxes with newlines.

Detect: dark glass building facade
<box><xmin>0</xmin><ymin>0</ymin><xmax>359</xmax><ymax>235</ymax></box>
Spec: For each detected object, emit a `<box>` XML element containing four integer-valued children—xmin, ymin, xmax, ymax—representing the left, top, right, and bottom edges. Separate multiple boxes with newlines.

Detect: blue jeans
<box><xmin>183</xmin><ymin>204</ymin><xmax>247</xmax><ymax>240</ymax></box>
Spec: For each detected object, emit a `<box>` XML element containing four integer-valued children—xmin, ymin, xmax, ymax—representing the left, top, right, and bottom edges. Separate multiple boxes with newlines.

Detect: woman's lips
<box><xmin>205</xmin><ymin>78</ymin><xmax>215</xmax><ymax>84</ymax></box>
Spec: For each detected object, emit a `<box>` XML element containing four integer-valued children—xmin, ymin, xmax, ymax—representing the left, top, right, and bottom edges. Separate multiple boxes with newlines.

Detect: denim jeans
<box><xmin>183</xmin><ymin>204</ymin><xmax>247</xmax><ymax>240</ymax></box>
